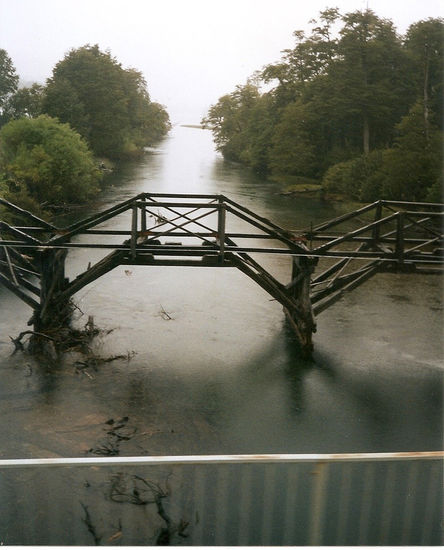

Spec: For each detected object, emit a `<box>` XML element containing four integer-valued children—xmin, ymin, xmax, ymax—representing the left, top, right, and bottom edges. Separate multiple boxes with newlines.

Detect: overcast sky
<box><xmin>1</xmin><ymin>0</ymin><xmax>442</xmax><ymax>123</ymax></box>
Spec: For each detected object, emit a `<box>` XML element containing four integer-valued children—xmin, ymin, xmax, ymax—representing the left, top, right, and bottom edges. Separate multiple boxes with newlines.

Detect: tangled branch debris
<box><xmin>88</xmin><ymin>417</ymin><xmax>137</xmax><ymax>456</ymax></box>
<box><xmin>80</xmin><ymin>502</ymin><xmax>102</xmax><ymax>546</ymax></box>
<box><xmin>108</xmin><ymin>472</ymin><xmax>188</xmax><ymax>544</ymax></box>
<box><xmin>10</xmin><ymin>314</ymin><xmax>119</xmax><ymax>364</ymax></box>
<box><xmin>75</xmin><ymin>351</ymin><xmax>136</xmax><ymax>376</ymax></box>
<box><xmin>9</xmin><ymin>331</ymin><xmax>56</xmax><ymax>354</ymax></box>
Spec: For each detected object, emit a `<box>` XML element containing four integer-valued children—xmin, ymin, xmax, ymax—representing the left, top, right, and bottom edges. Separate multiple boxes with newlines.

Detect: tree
<box><xmin>379</xmin><ymin>101</ymin><xmax>442</xmax><ymax>200</ymax></box>
<box><xmin>328</xmin><ymin>10</ymin><xmax>414</xmax><ymax>154</ymax></box>
<box><xmin>204</xmin><ymin>8</ymin><xmax>441</xmax><ymax>203</ymax></box>
<box><xmin>1</xmin><ymin>83</ymin><xmax>44</xmax><ymax>123</ymax></box>
<box><xmin>404</xmin><ymin>18</ymin><xmax>444</xmax><ymax>137</ymax></box>
<box><xmin>202</xmin><ymin>82</ymin><xmax>261</xmax><ymax>162</ymax></box>
<box><xmin>42</xmin><ymin>45</ymin><xmax>170</xmax><ymax>158</ymax></box>
<box><xmin>262</xmin><ymin>8</ymin><xmax>341</xmax><ymax>108</ymax></box>
<box><xmin>0</xmin><ymin>49</ymin><xmax>19</xmax><ymax>120</ymax></box>
<box><xmin>0</xmin><ymin>115</ymin><xmax>101</xmax><ymax>205</ymax></box>
<box><xmin>269</xmin><ymin>100</ymin><xmax>318</xmax><ymax>179</ymax></box>
<box><xmin>322</xmin><ymin>102</ymin><xmax>442</xmax><ymax>201</ymax></box>
<box><xmin>43</xmin><ymin>77</ymin><xmax>90</xmax><ymax>139</ymax></box>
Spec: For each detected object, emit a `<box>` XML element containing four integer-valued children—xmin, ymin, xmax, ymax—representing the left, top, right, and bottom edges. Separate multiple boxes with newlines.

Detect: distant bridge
<box><xmin>0</xmin><ymin>194</ymin><xmax>443</xmax><ymax>353</ymax></box>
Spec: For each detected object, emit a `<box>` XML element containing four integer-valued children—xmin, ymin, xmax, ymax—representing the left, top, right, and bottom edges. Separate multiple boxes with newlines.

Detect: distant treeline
<box><xmin>0</xmin><ymin>45</ymin><xmax>171</xmax><ymax>211</ymax></box>
<box><xmin>203</xmin><ymin>9</ymin><xmax>443</xmax><ymax>203</ymax></box>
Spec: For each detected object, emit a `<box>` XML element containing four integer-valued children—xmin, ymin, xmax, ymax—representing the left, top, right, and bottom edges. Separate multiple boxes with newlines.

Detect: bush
<box><xmin>0</xmin><ymin>115</ymin><xmax>101</xmax><ymax>205</ymax></box>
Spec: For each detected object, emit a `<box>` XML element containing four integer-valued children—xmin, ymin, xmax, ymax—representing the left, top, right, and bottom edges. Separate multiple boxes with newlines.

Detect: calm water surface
<box><xmin>0</xmin><ymin>126</ymin><xmax>442</xmax><ymax>544</ymax></box>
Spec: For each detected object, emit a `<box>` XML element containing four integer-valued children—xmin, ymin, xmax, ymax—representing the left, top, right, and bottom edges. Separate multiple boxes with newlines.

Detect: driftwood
<box><xmin>159</xmin><ymin>305</ymin><xmax>174</xmax><ymax>320</ymax></box>
<box><xmin>9</xmin><ymin>330</ymin><xmax>56</xmax><ymax>354</ymax></box>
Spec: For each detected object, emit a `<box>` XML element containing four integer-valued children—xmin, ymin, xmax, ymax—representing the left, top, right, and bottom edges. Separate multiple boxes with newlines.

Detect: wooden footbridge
<box><xmin>1</xmin><ymin>193</ymin><xmax>443</xmax><ymax>353</ymax></box>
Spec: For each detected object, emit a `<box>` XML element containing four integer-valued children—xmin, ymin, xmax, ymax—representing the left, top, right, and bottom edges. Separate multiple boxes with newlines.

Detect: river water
<box><xmin>0</xmin><ymin>126</ymin><xmax>442</xmax><ymax>544</ymax></box>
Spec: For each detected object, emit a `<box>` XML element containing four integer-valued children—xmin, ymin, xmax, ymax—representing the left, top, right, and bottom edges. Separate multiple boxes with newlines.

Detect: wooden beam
<box><xmin>0</xmin><ymin>271</ymin><xmax>39</xmax><ymax>309</ymax></box>
<box><xmin>142</xmin><ymin>204</ymin><xmax>217</xmax><ymax>245</ymax></box>
<box><xmin>225</xmin><ymin>236</ymin><xmax>287</xmax><ymax>293</ymax></box>
<box><xmin>314</xmin><ymin>213</ymin><xmax>399</xmax><ymax>253</ymax></box>
<box><xmin>223</xmin><ymin>195</ymin><xmax>297</xmax><ymax>240</ymax></box>
<box><xmin>134</xmin><ymin>201</ymin><xmax>218</xmax><ymax>209</ymax></box>
<box><xmin>405</xmin><ymin>236</ymin><xmax>442</xmax><ymax>255</ymax></box>
<box><xmin>0</xmin><ymin>197</ymin><xmax>56</xmax><ymax>229</ymax></box>
<box><xmin>130</xmin><ymin>205</ymin><xmax>138</xmax><ymax>259</ymax></box>
<box><xmin>0</xmin><ymin>221</ymin><xmax>42</xmax><ymax>244</ymax></box>
<box><xmin>48</xmin><ymin>198</ymin><xmax>143</xmax><ymax>244</ymax></box>
<box><xmin>0</xmin><ymin>259</ymin><xmax>39</xmax><ymax>277</ymax></box>
<box><xmin>217</xmin><ymin>200</ymin><xmax>226</xmax><ymax>263</ymax></box>
<box><xmin>6</xmin><ymin>246</ymin><xmax>39</xmax><ymax>273</ymax></box>
<box><xmin>225</xmin><ymin>203</ymin><xmax>306</xmax><ymax>252</ymax></box>
<box><xmin>2</xmin><ymin>246</ymin><xmax>18</xmax><ymax>285</ymax></box>
<box><xmin>230</xmin><ymin>255</ymin><xmax>303</xmax><ymax>317</ymax></box>
<box><xmin>311</xmin><ymin>261</ymin><xmax>380</xmax><ymax>304</ymax></box>
<box><xmin>312</xmin><ymin>263</ymin><xmax>381</xmax><ymax>315</ymax></box>
<box><xmin>57</xmin><ymin>252</ymin><xmax>124</xmax><ymax>302</ymax></box>
<box><xmin>381</xmin><ymin>199</ymin><xmax>444</xmax><ymax>209</ymax></box>
<box><xmin>309</xmin><ymin>201</ymin><xmax>379</xmax><ymax>233</ymax></box>
<box><xmin>143</xmin><ymin>192</ymin><xmax>219</xmax><ymax>199</ymax></box>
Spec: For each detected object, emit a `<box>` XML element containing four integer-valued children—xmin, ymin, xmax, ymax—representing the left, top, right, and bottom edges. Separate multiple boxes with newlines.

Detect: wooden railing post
<box><xmin>131</xmin><ymin>204</ymin><xmax>138</xmax><ymax>259</ymax></box>
<box><xmin>395</xmin><ymin>212</ymin><xmax>405</xmax><ymax>267</ymax></box>
<box><xmin>372</xmin><ymin>201</ymin><xmax>383</xmax><ymax>244</ymax></box>
<box><xmin>217</xmin><ymin>197</ymin><xmax>226</xmax><ymax>264</ymax></box>
<box><xmin>141</xmin><ymin>197</ymin><xmax>147</xmax><ymax>234</ymax></box>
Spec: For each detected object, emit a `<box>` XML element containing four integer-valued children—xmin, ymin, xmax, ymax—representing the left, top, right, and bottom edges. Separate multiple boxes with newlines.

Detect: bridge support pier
<box><xmin>284</xmin><ymin>255</ymin><xmax>317</xmax><ymax>354</ymax></box>
<box><xmin>33</xmin><ymin>249</ymin><xmax>71</xmax><ymax>334</ymax></box>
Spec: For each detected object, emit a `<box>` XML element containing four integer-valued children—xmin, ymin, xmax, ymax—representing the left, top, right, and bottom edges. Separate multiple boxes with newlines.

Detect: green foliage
<box><xmin>269</xmin><ymin>100</ymin><xmax>317</xmax><ymax>178</ymax></box>
<box><xmin>202</xmin><ymin>82</ymin><xmax>261</xmax><ymax>163</ymax></box>
<box><xmin>204</xmin><ymin>9</ymin><xmax>444</xmax><ymax>203</ymax></box>
<box><xmin>322</xmin><ymin>150</ymin><xmax>384</xmax><ymax>200</ymax></box>
<box><xmin>379</xmin><ymin>102</ymin><xmax>442</xmax><ymax>201</ymax></box>
<box><xmin>425</xmin><ymin>176</ymin><xmax>443</xmax><ymax>203</ymax></box>
<box><xmin>322</xmin><ymin>102</ymin><xmax>442</xmax><ymax>201</ymax></box>
<box><xmin>0</xmin><ymin>49</ymin><xmax>19</xmax><ymax>118</ymax></box>
<box><xmin>42</xmin><ymin>45</ymin><xmax>170</xmax><ymax>158</ymax></box>
<box><xmin>0</xmin><ymin>115</ymin><xmax>101</xmax><ymax>205</ymax></box>
<box><xmin>242</xmin><ymin>94</ymin><xmax>277</xmax><ymax>173</ymax></box>
<box><xmin>1</xmin><ymin>83</ymin><xmax>44</xmax><ymax>124</ymax></box>
<box><xmin>405</xmin><ymin>18</ymin><xmax>444</xmax><ymax>131</ymax></box>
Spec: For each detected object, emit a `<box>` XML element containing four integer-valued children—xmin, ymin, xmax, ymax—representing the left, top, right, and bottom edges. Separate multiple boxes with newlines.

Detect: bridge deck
<box><xmin>1</xmin><ymin>194</ymin><xmax>443</xmax><ymax>352</ymax></box>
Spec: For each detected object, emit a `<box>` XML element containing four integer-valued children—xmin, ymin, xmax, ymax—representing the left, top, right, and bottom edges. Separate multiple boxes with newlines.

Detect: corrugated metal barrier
<box><xmin>0</xmin><ymin>452</ymin><xmax>442</xmax><ymax>545</ymax></box>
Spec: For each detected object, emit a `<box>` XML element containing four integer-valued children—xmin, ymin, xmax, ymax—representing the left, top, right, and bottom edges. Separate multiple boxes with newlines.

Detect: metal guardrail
<box><xmin>0</xmin><ymin>452</ymin><xmax>442</xmax><ymax>545</ymax></box>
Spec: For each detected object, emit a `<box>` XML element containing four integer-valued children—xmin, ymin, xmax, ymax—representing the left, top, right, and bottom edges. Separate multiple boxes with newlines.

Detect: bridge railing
<box><xmin>0</xmin><ymin>451</ymin><xmax>442</xmax><ymax>545</ymax></box>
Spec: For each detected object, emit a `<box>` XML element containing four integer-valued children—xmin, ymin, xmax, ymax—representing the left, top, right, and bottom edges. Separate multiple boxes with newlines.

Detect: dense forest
<box><xmin>0</xmin><ymin>45</ymin><xmax>171</xmax><ymax>211</ymax></box>
<box><xmin>203</xmin><ymin>9</ymin><xmax>443</xmax><ymax>203</ymax></box>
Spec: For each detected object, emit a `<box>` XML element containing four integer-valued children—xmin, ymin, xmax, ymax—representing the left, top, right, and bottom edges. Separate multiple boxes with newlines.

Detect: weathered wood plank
<box><xmin>222</xmin><ymin>195</ymin><xmax>303</xmax><ymax>242</ymax></box>
<box><xmin>0</xmin><ymin>221</ymin><xmax>42</xmax><ymax>244</ymax></box>
<box><xmin>225</xmin><ymin>204</ymin><xmax>306</xmax><ymax>252</ymax></box>
<box><xmin>0</xmin><ymin>197</ymin><xmax>56</xmax><ymax>229</ymax></box>
<box><xmin>314</xmin><ymin>213</ymin><xmax>399</xmax><ymax>253</ymax></box>
<box><xmin>0</xmin><ymin>271</ymin><xmax>39</xmax><ymax>309</ymax></box>
<box><xmin>2</xmin><ymin>246</ymin><xmax>18</xmax><ymax>285</ymax></box>
<box><xmin>311</xmin><ymin>262</ymin><xmax>380</xmax><ymax>304</ymax></box>
<box><xmin>310</xmin><ymin>201</ymin><xmax>379</xmax><ymax>233</ymax></box>
<box><xmin>312</xmin><ymin>263</ymin><xmax>381</xmax><ymax>315</ymax></box>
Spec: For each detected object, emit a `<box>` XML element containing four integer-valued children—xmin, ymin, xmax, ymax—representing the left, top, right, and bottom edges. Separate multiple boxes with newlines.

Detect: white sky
<box><xmin>0</xmin><ymin>0</ymin><xmax>442</xmax><ymax>123</ymax></box>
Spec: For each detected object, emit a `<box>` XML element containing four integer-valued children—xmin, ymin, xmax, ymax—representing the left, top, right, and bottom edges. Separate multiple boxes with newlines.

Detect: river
<box><xmin>0</xmin><ymin>126</ymin><xmax>442</xmax><ymax>544</ymax></box>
